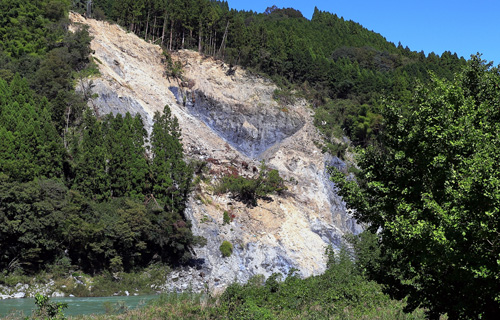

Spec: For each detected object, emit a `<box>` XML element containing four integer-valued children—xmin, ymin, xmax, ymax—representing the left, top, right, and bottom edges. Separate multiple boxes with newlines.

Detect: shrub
<box><xmin>215</xmin><ymin>162</ymin><xmax>286</xmax><ymax>206</ymax></box>
<box><xmin>223</xmin><ymin>211</ymin><xmax>231</xmax><ymax>225</ymax></box>
<box><xmin>220</xmin><ymin>241</ymin><xmax>233</xmax><ymax>257</ymax></box>
<box><xmin>32</xmin><ymin>293</ymin><xmax>67</xmax><ymax>320</ymax></box>
<box><xmin>162</xmin><ymin>51</ymin><xmax>183</xmax><ymax>79</ymax></box>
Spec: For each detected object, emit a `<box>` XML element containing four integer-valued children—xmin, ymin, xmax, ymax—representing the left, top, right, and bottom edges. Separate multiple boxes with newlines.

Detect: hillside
<box><xmin>85</xmin><ymin>0</ymin><xmax>466</xmax><ymax>150</ymax></box>
<box><xmin>70</xmin><ymin>12</ymin><xmax>361</xmax><ymax>292</ymax></box>
<box><xmin>3</xmin><ymin>2</ymin><xmax>498</xmax><ymax>318</ymax></box>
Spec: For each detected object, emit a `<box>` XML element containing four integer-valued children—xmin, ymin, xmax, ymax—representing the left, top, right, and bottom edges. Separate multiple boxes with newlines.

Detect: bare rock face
<box><xmin>90</xmin><ymin>80</ymin><xmax>153</xmax><ymax>127</ymax></box>
<box><xmin>170</xmin><ymin>87</ymin><xmax>304</xmax><ymax>158</ymax></box>
<box><xmin>70</xmin><ymin>13</ymin><xmax>361</xmax><ymax>293</ymax></box>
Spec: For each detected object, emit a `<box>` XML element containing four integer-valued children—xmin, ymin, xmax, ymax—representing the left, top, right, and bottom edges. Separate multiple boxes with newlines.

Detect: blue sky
<box><xmin>228</xmin><ymin>0</ymin><xmax>500</xmax><ymax>65</ymax></box>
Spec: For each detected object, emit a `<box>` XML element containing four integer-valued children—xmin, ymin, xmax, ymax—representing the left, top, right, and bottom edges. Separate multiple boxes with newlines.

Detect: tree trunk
<box><xmin>86</xmin><ymin>0</ymin><xmax>92</xmax><ymax>19</ymax></box>
<box><xmin>169</xmin><ymin>19</ymin><xmax>174</xmax><ymax>51</ymax></box>
<box><xmin>213</xmin><ymin>31</ymin><xmax>217</xmax><ymax>56</ymax></box>
<box><xmin>218</xmin><ymin>20</ymin><xmax>230</xmax><ymax>57</ymax></box>
<box><xmin>209</xmin><ymin>33</ymin><xmax>212</xmax><ymax>55</ymax></box>
<box><xmin>198</xmin><ymin>22</ymin><xmax>202</xmax><ymax>53</ymax></box>
<box><xmin>145</xmin><ymin>9</ymin><xmax>151</xmax><ymax>41</ymax></box>
<box><xmin>161</xmin><ymin>13</ymin><xmax>167</xmax><ymax>46</ymax></box>
<box><xmin>152</xmin><ymin>15</ymin><xmax>157</xmax><ymax>42</ymax></box>
<box><xmin>182</xmin><ymin>30</ymin><xmax>185</xmax><ymax>49</ymax></box>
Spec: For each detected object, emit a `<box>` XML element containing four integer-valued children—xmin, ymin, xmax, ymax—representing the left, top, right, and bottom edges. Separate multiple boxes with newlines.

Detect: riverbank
<box><xmin>0</xmin><ymin>264</ymin><xmax>174</xmax><ymax>300</ymax></box>
<box><xmin>2</xmin><ymin>252</ymin><xmax>432</xmax><ymax>320</ymax></box>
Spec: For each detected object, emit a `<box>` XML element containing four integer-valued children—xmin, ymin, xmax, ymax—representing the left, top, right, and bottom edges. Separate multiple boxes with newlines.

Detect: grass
<box><xmin>61</xmin><ymin>289</ymin><xmax>427</xmax><ymax>320</ymax></box>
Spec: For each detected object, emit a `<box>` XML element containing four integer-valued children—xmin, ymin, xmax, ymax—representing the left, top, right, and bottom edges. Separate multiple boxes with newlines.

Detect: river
<box><xmin>0</xmin><ymin>294</ymin><xmax>158</xmax><ymax>318</ymax></box>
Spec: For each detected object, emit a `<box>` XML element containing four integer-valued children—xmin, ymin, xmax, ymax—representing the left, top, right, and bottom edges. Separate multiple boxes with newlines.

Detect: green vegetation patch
<box><xmin>220</xmin><ymin>241</ymin><xmax>233</xmax><ymax>258</ymax></box>
<box><xmin>215</xmin><ymin>162</ymin><xmax>286</xmax><ymax>206</ymax></box>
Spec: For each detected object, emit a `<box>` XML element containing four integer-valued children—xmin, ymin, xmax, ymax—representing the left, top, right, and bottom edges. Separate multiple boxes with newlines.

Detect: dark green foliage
<box><xmin>0</xmin><ymin>0</ymin><xmax>92</xmax><ymax>133</ymax></box>
<box><xmin>216</xmin><ymin>162</ymin><xmax>286</xmax><ymax>206</ymax></box>
<box><xmin>0</xmin><ymin>179</ymin><xmax>196</xmax><ymax>275</ymax></box>
<box><xmin>31</xmin><ymin>25</ymin><xmax>92</xmax><ymax>132</ymax></box>
<box><xmin>150</xmin><ymin>105</ymin><xmax>193</xmax><ymax>214</ymax></box>
<box><xmin>64</xmin><ymin>108</ymin><xmax>197</xmax><ymax>270</ymax></box>
<box><xmin>0</xmin><ymin>0</ymin><xmax>197</xmax><ymax>276</ymax></box>
<box><xmin>0</xmin><ymin>0</ymin><xmax>67</xmax><ymax>59</ymax></box>
<box><xmin>73</xmin><ymin>111</ymin><xmax>110</xmax><ymax>201</ymax></box>
<box><xmin>147</xmin><ymin>204</ymin><xmax>196</xmax><ymax>264</ymax></box>
<box><xmin>0</xmin><ymin>76</ymin><xmax>65</xmax><ymax>182</ymax></box>
<box><xmin>331</xmin><ymin>55</ymin><xmax>500</xmax><ymax>318</ymax></box>
<box><xmin>162</xmin><ymin>50</ymin><xmax>184</xmax><ymax>79</ymax></box>
<box><xmin>0</xmin><ymin>176</ymin><xmax>67</xmax><ymax>272</ymax></box>
<box><xmin>0</xmin><ymin>87</ymin><xmax>197</xmax><ymax>275</ymax></box>
<box><xmin>63</xmin><ymin>195</ymin><xmax>149</xmax><ymax>272</ymax></box>
<box><xmin>71</xmin><ymin>111</ymin><xmax>149</xmax><ymax>201</ymax></box>
<box><xmin>219</xmin><ymin>240</ymin><xmax>232</xmax><ymax>257</ymax></box>
<box><xmin>345</xmin><ymin>231</ymin><xmax>382</xmax><ymax>278</ymax></box>
<box><xmin>102</xmin><ymin>113</ymin><xmax>149</xmax><ymax>199</ymax></box>
<box><xmin>343</xmin><ymin>105</ymin><xmax>383</xmax><ymax>147</ymax></box>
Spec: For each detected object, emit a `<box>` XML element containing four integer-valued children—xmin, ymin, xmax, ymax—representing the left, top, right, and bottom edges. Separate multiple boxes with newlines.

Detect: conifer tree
<box><xmin>128</xmin><ymin>113</ymin><xmax>149</xmax><ymax>197</ymax></box>
<box><xmin>150</xmin><ymin>105</ymin><xmax>192</xmax><ymax>214</ymax></box>
<box><xmin>0</xmin><ymin>76</ymin><xmax>64</xmax><ymax>181</ymax></box>
<box><xmin>105</xmin><ymin>113</ymin><xmax>148</xmax><ymax>199</ymax></box>
<box><xmin>73</xmin><ymin>111</ymin><xmax>110</xmax><ymax>201</ymax></box>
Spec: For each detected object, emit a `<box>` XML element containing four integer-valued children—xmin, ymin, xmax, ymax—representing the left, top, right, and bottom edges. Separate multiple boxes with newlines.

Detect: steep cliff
<box><xmin>70</xmin><ymin>13</ymin><xmax>361</xmax><ymax>293</ymax></box>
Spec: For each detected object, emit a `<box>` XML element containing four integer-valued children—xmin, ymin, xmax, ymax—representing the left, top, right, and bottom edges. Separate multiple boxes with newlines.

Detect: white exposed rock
<box><xmin>12</xmin><ymin>292</ymin><xmax>25</xmax><ymax>298</ymax></box>
<box><xmin>51</xmin><ymin>291</ymin><xmax>65</xmax><ymax>298</ymax></box>
<box><xmin>69</xmin><ymin>12</ymin><xmax>362</xmax><ymax>293</ymax></box>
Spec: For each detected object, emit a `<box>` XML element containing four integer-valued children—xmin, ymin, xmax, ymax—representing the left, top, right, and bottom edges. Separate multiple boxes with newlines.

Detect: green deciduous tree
<box><xmin>0</xmin><ymin>176</ymin><xmax>67</xmax><ymax>272</ymax></box>
<box><xmin>62</xmin><ymin>194</ymin><xmax>153</xmax><ymax>272</ymax></box>
<box><xmin>331</xmin><ymin>55</ymin><xmax>500</xmax><ymax>319</ymax></box>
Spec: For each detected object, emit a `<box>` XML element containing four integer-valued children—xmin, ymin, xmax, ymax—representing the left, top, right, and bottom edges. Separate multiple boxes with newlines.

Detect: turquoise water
<box><xmin>0</xmin><ymin>294</ymin><xmax>158</xmax><ymax>318</ymax></box>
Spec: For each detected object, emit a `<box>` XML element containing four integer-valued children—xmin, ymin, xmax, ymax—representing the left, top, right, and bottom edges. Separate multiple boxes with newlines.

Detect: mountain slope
<box><xmin>70</xmin><ymin>12</ymin><xmax>361</xmax><ymax>292</ymax></box>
